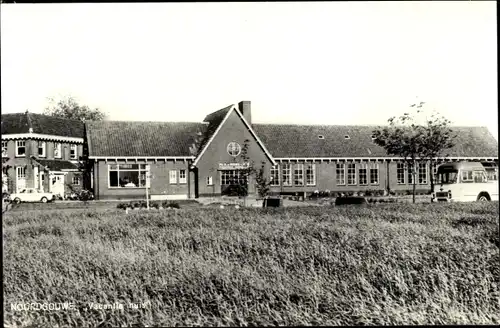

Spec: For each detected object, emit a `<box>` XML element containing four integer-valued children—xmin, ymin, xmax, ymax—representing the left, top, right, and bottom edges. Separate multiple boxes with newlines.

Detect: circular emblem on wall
<box><xmin>227</xmin><ymin>142</ymin><xmax>242</xmax><ymax>157</ymax></box>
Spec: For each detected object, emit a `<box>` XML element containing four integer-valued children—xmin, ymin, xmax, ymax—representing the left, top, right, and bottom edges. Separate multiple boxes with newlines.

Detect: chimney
<box><xmin>238</xmin><ymin>101</ymin><xmax>251</xmax><ymax>124</ymax></box>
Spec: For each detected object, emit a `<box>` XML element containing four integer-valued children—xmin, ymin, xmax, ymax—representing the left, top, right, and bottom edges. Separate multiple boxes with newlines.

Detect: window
<box><xmin>370</xmin><ymin>163</ymin><xmax>379</xmax><ymax>185</ymax></box>
<box><xmin>179</xmin><ymin>169</ymin><xmax>187</xmax><ymax>184</ymax></box>
<box><xmin>486</xmin><ymin>169</ymin><xmax>498</xmax><ymax>181</ymax></box>
<box><xmin>70</xmin><ymin>144</ymin><xmax>77</xmax><ymax>159</ymax></box>
<box><xmin>16</xmin><ymin>140</ymin><xmax>26</xmax><ymax>156</ymax></box>
<box><xmin>54</xmin><ymin>143</ymin><xmax>62</xmax><ymax>158</ymax></box>
<box><xmin>397</xmin><ymin>163</ymin><xmax>406</xmax><ymax>184</ymax></box>
<box><xmin>227</xmin><ymin>142</ymin><xmax>241</xmax><ymax>157</ymax></box>
<box><xmin>437</xmin><ymin>170</ymin><xmax>458</xmax><ymax>184</ymax></box>
<box><xmin>461</xmin><ymin>171</ymin><xmax>474</xmax><ymax>183</ymax></box>
<box><xmin>407</xmin><ymin>163</ymin><xmax>414</xmax><ymax>185</ymax></box>
<box><xmin>294</xmin><ymin>163</ymin><xmax>304</xmax><ymax>186</ymax></box>
<box><xmin>221</xmin><ymin>170</ymin><xmax>247</xmax><ymax>185</ymax></box>
<box><xmin>282</xmin><ymin>163</ymin><xmax>292</xmax><ymax>186</ymax></box>
<box><xmin>347</xmin><ymin>163</ymin><xmax>356</xmax><ymax>185</ymax></box>
<box><xmin>17</xmin><ymin>166</ymin><xmax>26</xmax><ymax>178</ymax></box>
<box><xmin>473</xmin><ymin>171</ymin><xmax>487</xmax><ymax>183</ymax></box>
<box><xmin>358</xmin><ymin>163</ymin><xmax>368</xmax><ymax>185</ymax></box>
<box><xmin>72</xmin><ymin>176</ymin><xmax>81</xmax><ymax>185</ymax></box>
<box><xmin>169</xmin><ymin>170</ymin><xmax>177</xmax><ymax>184</ymax></box>
<box><xmin>108</xmin><ymin>164</ymin><xmax>148</xmax><ymax>188</ymax></box>
<box><xmin>206</xmin><ymin>176</ymin><xmax>213</xmax><ymax>186</ymax></box>
<box><xmin>336</xmin><ymin>163</ymin><xmax>345</xmax><ymax>185</ymax></box>
<box><xmin>418</xmin><ymin>162</ymin><xmax>427</xmax><ymax>184</ymax></box>
<box><xmin>305</xmin><ymin>163</ymin><xmax>316</xmax><ymax>186</ymax></box>
<box><xmin>38</xmin><ymin>141</ymin><xmax>46</xmax><ymax>157</ymax></box>
<box><xmin>2</xmin><ymin>141</ymin><xmax>7</xmax><ymax>157</ymax></box>
<box><xmin>270</xmin><ymin>165</ymin><xmax>280</xmax><ymax>186</ymax></box>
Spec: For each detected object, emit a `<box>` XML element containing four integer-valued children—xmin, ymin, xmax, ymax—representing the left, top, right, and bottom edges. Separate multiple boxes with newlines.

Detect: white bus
<box><xmin>432</xmin><ymin>161</ymin><xmax>499</xmax><ymax>202</ymax></box>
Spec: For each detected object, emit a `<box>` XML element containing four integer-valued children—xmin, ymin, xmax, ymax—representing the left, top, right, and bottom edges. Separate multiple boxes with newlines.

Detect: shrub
<box><xmin>334</xmin><ymin>196</ymin><xmax>368</xmax><ymax>206</ymax></box>
<box><xmin>116</xmin><ymin>203</ymin><xmax>127</xmax><ymax>210</ymax></box>
<box><xmin>162</xmin><ymin>201</ymin><xmax>180</xmax><ymax>209</ymax></box>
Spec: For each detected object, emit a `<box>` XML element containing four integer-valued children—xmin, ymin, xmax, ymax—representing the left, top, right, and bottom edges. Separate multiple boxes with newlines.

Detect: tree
<box><xmin>43</xmin><ymin>95</ymin><xmax>106</xmax><ymax>121</ymax></box>
<box><xmin>372</xmin><ymin>101</ymin><xmax>456</xmax><ymax>203</ymax></box>
<box><xmin>228</xmin><ymin>139</ymin><xmax>271</xmax><ymax>199</ymax></box>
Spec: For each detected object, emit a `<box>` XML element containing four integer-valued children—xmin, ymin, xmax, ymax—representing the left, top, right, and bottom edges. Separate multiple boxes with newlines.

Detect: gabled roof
<box><xmin>252</xmin><ymin>124</ymin><xmax>498</xmax><ymax>158</ymax></box>
<box><xmin>1</xmin><ymin>112</ymin><xmax>84</xmax><ymax>138</ymax></box>
<box><xmin>86</xmin><ymin>120</ymin><xmax>206</xmax><ymax>157</ymax></box>
<box><xmin>195</xmin><ymin>105</ymin><xmax>233</xmax><ymax>155</ymax></box>
<box><xmin>193</xmin><ymin>105</ymin><xmax>276</xmax><ymax>166</ymax></box>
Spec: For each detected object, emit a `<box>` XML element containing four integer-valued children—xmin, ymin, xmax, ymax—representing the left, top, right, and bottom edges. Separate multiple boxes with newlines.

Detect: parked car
<box><xmin>9</xmin><ymin>188</ymin><xmax>56</xmax><ymax>204</ymax></box>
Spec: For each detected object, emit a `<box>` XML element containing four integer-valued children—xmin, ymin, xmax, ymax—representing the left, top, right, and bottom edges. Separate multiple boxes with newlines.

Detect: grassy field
<box><xmin>3</xmin><ymin>202</ymin><xmax>499</xmax><ymax>326</ymax></box>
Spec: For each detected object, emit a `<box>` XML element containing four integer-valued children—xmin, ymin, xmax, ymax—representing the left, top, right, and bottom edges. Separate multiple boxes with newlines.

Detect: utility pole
<box><xmin>145</xmin><ymin>165</ymin><xmax>151</xmax><ymax>210</ymax></box>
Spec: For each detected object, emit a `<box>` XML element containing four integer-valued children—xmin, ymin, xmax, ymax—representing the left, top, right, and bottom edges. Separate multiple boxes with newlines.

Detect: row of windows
<box><xmin>3</xmin><ymin>140</ymin><xmax>78</xmax><ymax>159</ymax></box>
<box><xmin>108</xmin><ymin>164</ymin><xmax>187</xmax><ymax>188</ymax></box>
<box><xmin>396</xmin><ymin>162</ymin><xmax>428</xmax><ymax>184</ymax></box>
<box><xmin>14</xmin><ymin>166</ymin><xmax>80</xmax><ymax>185</ymax></box>
<box><xmin>335</xmin><ymin>163</ymin><xmax>379</xmax><ymax>185</ymax></box>
<box><xmin>269</xmin><ymin>163</ymin><xmax>317</xmax><ymax>186</ymax></box>
<box><xmin>268</xmin><ymin>163</ymin><xmax>380</xmax><ymax>186</ymax></box>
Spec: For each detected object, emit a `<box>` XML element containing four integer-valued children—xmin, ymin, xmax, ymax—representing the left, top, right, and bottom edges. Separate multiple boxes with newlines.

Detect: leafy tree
<box><xmin>372</xmin><ymin>101</ymin><xmax>456</xmax><ymax>203</ymax></box>
<box><xmin>43</xmin><ymin>95</ymin><xmax>106</xmax><ymax>121</ymax></box>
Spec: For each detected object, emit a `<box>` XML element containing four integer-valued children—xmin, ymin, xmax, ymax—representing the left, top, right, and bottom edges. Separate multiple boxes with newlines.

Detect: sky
<box><xmin>1</xmin><ymin>2</ymin><xmax>497</xmax><ymax>139</ymax></box>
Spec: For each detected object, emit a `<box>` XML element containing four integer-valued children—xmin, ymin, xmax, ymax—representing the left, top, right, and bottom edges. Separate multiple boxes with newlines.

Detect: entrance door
<box><xmin>16</xmin><ymin>166</ymin><xmax>26</xmax><ymax>192</ymax></box>
<box><xmin>220</xmin><ymin>170</ymin><xmax>248</xmax><ymax>196</ymax></box>
<box><xmin>50</xmin><ymin>174</ymin><xmax>65</xmax><ymax>198</ymax></box>
<box><xmin>39</xmin><ymin>172</ymin><xmax>45</xmax><ymax>192</ymax></box>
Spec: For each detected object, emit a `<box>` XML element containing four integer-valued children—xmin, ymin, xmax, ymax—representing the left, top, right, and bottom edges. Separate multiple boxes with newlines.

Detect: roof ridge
<box><xmin>87</xmin><ymin>120</ymin><xmax>204</xmax><ymax>125</ymax></box>
<box><xmin>203</xmin><ymin>104</ymin><xmax>234</xmax><ymax>122</ymax></box>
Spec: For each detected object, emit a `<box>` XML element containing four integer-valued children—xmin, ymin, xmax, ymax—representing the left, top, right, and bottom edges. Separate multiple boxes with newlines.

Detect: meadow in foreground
<box><xmin>3</xmin><ymin>202</ymin><xmax>499</xmax><ymax>327</ymax></box>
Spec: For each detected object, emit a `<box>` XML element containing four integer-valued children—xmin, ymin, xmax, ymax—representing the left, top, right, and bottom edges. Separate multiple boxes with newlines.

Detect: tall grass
<box><xmin>3</xmin><ymin>202</ymin><xmax>499</xmax><ymax>326</ymax></box>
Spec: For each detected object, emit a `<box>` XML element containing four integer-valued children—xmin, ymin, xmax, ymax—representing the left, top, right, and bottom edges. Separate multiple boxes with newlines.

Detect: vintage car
<box><xmin>432</xmin><ymin>161</ymin><xmax>499</xmax><ymax>202</ymax></box>
<box><xmin>9</xmin><ymin>188</ymin><xmax>56</xmax><ymax>204</ymax></box>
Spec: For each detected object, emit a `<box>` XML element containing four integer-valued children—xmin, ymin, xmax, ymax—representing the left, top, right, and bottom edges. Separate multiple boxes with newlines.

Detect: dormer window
<box><xmin>344</xmin><ymin>135</ymin><xmax>350</xmax><ymax>140</ymax></box>
<box><xmin>318</xmin><ymin>135</ymin><xmax>325</xmax><ymax>140</ymax></box>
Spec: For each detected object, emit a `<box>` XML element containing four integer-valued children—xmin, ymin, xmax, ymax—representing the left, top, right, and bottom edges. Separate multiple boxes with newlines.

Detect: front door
<box><xmin>39</xmin><ymin>172</ymin><xmax>45</xmax><ymax>192</ymax></box>
<box><xmin>50</xmin><ymin>173</ymin><xmax>65</xmax><ymax>198</ymax></box>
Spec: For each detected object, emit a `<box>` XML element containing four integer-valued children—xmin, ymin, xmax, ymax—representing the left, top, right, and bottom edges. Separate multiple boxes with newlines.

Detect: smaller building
<box><xmin>1</xmin><ymin>111</ymin><xmax>85</xmax><ymax>198</ymax></box>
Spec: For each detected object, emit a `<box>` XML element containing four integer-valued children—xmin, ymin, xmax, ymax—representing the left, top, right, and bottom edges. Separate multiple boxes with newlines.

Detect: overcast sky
<box><xmin>1</xmin><ymin>2</ymin><xmax>497</xmax><ymax>139</ymax></box>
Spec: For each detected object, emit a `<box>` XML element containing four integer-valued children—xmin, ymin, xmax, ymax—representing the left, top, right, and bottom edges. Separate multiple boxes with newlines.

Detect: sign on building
<box><xmin>218</xmin><ymin>162</ymin><xmax>250</xmax><ymax>170</ymax></box>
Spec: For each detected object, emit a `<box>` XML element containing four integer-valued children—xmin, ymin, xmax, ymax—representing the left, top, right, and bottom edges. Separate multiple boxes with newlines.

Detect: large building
<box><xmin>1</xmin><ymin>111</ymin><xmax>85</xmax><ymax>197</ymax></box>
<box><xmin>2</xmin><ymin>101</ymin><xmax>498</xmax><ymax>200</ymax></box>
